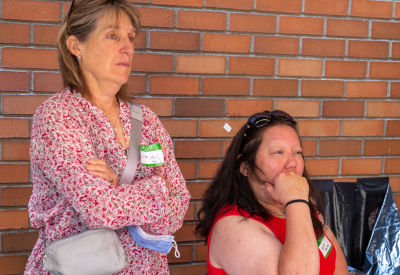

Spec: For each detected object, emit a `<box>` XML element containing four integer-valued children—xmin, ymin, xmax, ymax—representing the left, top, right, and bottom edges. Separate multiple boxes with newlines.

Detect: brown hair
<box><xmin>57</xmin><ymin>0</ymin><xmax>141</xmax><ymax>101</ymax></box>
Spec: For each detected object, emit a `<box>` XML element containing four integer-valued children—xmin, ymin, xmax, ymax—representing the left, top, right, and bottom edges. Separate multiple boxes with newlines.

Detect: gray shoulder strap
<box><xmin>119</xmin><ymin>103</ymin><xmax>142</xmax><ymax>185</ymax></box>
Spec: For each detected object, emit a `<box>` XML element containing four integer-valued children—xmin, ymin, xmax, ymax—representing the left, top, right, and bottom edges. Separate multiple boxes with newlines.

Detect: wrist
<box><xmin>285</xmin><ymin>199</ymin><xmax>310</xmax><ymax>209</ymax></box>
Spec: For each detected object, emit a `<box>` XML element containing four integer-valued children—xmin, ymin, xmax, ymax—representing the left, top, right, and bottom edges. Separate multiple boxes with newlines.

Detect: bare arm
<box><xmin>324</xmin><ymin>225</ymin><xmax>349</xmax><ymax>275</ymax></box>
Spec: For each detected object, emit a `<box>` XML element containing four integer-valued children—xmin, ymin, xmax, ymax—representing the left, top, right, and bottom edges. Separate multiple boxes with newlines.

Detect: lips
<box><xmin>116</xmin><ymin>62</ymin><xmax>130</xmax><ymax>67</ymax></box>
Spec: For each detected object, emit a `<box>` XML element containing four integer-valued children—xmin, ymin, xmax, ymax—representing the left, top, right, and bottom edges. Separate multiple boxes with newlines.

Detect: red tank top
<box><xmin>207</xmin><ymin>205</ymin><xmax>336</xmax><ymax>275</ymax></box>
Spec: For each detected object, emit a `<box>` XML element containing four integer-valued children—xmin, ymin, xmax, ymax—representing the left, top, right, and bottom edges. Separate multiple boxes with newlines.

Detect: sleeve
<box><xmin>32</xmin><ymin>104</ymin><xmax>169</xmax><ymax>230</ymax></box>
<box><xmin>139</xmin><ymin>106</ymin><xmax>191</xmax><ymax>235</ymax></box>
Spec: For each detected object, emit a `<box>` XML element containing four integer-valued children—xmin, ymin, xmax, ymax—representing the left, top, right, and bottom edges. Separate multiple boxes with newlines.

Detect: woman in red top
<box><xmin>196</xmin><ymin>110</ymin><xmax>348</xmax><ymax>275</ymax></box>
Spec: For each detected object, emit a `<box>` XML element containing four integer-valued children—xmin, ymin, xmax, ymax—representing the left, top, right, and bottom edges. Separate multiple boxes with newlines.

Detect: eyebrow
<box><xmin>102</xmin><ymin>25</ymin><xmax>135</xmax><ymax>33</ymax></box>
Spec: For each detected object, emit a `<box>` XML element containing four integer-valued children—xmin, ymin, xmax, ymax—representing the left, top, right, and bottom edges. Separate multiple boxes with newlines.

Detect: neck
<box><xmin>261</xmin><ymin>201</ymin><xmax>286</xmax><ymax>218</ymax></box>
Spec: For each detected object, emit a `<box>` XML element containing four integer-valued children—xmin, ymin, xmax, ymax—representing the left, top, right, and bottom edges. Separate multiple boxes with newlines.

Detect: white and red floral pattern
<box><xmin>25</xmin><ymin>88</ymin><xmax>190</xmax><ymax>274</ymax></box>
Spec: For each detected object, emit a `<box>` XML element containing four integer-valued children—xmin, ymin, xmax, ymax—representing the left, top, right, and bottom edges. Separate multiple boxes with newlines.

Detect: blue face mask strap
<box><xmin>171</xmin><ymin>240</ymin><xmax>180</xmax><ymax>258</ymax></box>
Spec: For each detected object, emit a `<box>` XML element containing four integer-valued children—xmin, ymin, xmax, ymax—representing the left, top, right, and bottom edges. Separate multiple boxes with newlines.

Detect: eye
<box><xmin>107</xmin><ymin>33</ymin><xmax>117</xmax><ymax>40</ymax></box>
<box><xmin>273</xmin><ymin>151</ymin><xmax>283</xmax><ymax>155</ymax></box>
<box><xmin>128</xmin><ymin>35</ymin><xmax>135</xmax><ymax>42</ymax></box>
<box><xmin>296</xmin><ymin>150</ymin><xmax>303</xmax><ymax>155</ymax></box>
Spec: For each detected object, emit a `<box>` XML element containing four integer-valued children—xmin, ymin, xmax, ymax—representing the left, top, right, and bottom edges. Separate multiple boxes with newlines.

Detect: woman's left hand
<box><xmin>86</xmin><ymin>159</ymin><xmax>119</xmax><ymax>186</ymax></box>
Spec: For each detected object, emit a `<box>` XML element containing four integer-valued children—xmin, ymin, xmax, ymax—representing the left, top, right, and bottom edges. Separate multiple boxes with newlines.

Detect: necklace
<box><xmin>270</xmin><ymin>208</ymin><xmax>286</xmax><ymax>218</ymax></box>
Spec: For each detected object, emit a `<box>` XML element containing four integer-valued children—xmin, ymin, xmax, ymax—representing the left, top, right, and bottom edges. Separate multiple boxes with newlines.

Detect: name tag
<box><xmin>317</xmin><ymin>234</ymin><xmax>333</xmax><ymax>259</ymax></box>
<box><xmin>140</xmin><ymin>143</ymin><xmax>165</xmax><ymax>166</ymax></box>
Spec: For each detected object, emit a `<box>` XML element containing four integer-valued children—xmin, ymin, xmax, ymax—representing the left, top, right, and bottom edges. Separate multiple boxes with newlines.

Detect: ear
<box><xmin>239</xmin><ymin>162</ymin><xmax>248</xmax><ymax>177</ymax></box>
<box><xmin>66</xmin><ymin>35</ymin><xmax>82</xmax><ymax>58</ymax></box>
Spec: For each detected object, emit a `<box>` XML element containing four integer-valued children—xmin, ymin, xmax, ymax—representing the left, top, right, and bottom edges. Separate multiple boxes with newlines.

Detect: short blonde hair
<box><xmin>57</xmin><ymin>0</ymin><xmax>141</xmax><ymax>101</ymax></box>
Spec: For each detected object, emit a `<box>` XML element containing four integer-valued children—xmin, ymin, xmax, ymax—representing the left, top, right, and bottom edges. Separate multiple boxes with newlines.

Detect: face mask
<box><xmin>127</xmin><ymin>225</ymin><xmax>180</xmax><ymax>258</ymax></box>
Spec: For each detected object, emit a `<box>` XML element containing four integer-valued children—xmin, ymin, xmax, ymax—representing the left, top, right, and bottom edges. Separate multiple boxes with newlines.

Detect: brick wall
<box><xmin>0</xmin><ymin>0</ymin><xmax>400</xmax><ymax>274</ymax></box>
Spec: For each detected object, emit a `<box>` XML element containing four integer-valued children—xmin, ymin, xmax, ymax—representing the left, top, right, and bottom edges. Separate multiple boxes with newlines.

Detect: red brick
<box><xmin>326</xmin><ymin>19</ymin><xmax>369</xmax><ymax>37</ymax></box>
<box><xmin>33</xmin><ymin>72</ymin><xmax>62</xmax><ymax>92</ymax></box>
<box><xmin>161</xmin><ymin>119</ymin><xmax>197</xmax><ymax>138</ymax></box>
<box><xmin>342</xmin><ymin>120</ymin><xmax>384</xmax><ymax>136</ymax></box>
<box><xmin>175</xmin><ymin>141</ymin><xmax>223</xmax><ymax>158</ymax></box>
<box><xmin>302</xmin><ymin>38</ymin><xmax>345</xmax><ymax>57</ymax></box>
<box><xmin>391</xmin><ymin>82</ymin><xmax>400</xmax><ymax>98</ymax></box>
<box><xmin>365</xmin><ymin>140</ymin><xmax>400</xmax><ymax>155</ymax></box>
<box><xmin>367</xmin><ymin>101</ymin><xmax>400</xmax><ymax>117</ymax></box>
<box><xmin>1</xmin><ymin>232</ymin><xmax>38</xmax><ymax>252</ymax></box>
<box><xmin>0</xmin><ymin>255</ymin><xmax>28</xmax><ymax>275</ymax></box>
<box><xmin>133</xmin><ymin>30</ymin><xmax>146</xmax><ymax>50</ymax></box>
<box><xmin>177</xmin><ymin>10</ymin><xmax>226</xmax><ymax>31</ymax></box>
<box><xmin>298</xmin><ymin>120</ymin><xmax>340</xmax><ymax>137</ymax></box>
<box><xmin>202</xmin><ymin>77</ymin><xmax>250</xmax><ymax>95</ymax></box>
<box><xmin>305</xmin><ymin>0</ymin><xmax>348</xmax><ymax>16</ymax></box>
<box><xmin>254</xmin><ymin>79</ymin><xmax>298</xmax><ymax>97</ymax></box>
<box><xmin>325</xmin><ymin>61</ymin><xmax>367</xmax><ymax>78</ymax></box>
<box><xmin>0</xmin><ymin>119</ymin><xmax>30</xmax><ymax>138</ymax></box>
<box><xmin>348</xmin><ymin>40</ymin><xmax>389</xmax><ymax>58</ymax></box>
<box><xmin>2</xmin><ymin>48</ymin><xmax>58</xmax><ymax>69</ymax></box>
<box><xmin>301</xmin><ymin>140</ymin><xmax>317</xmax><ymax>157</ymax></box>
<box><xmin>198</xmin><ymin>160</ymin><xmax>222</xmax><ymax>179</ymax></box>
<box><xmin>3</xmin><ymin>0</ymin><xmax>60</xmax><ymax>21</ymax></box>
<box><xmin>387</xmin><ymin>121</ymin><xmax>400</xmax><ymax>136</ymax></box>
<box><xmin>396</xmin><ymin>3</ymin><xmax>400</xmax><ymax>18</ymax></box>
<box><xmin>279</xmin><ymin>17</ymin><xmax>324</xmax><ymax>35</ymax></box>
<box><xmin>305</xmin><ymin>159</ymin><xmax>339</xmax><ymax>176</ymax></box>
<box><xmin>0</xmin><ymin>210</ymin><xmax>29</xmax><ymax>229</ymax></box>
<box><xmin>346</xmin><ymin>81</ymin><xmax>387</xmax><ymax>98</ymax></box>
<box><xmin>278</xmin><ymin>59</ymin><xmax>322</xmax><ymax>77</ymax></box>
<box><xmin>149</xmin><ymin>76</ymin><xmax>199</xmax><ymax>95</ymax></box>
<box><xmin>256</xmin><ymin>0</ymin><xmax>302</xmax><ymax>13</ymax></box>
<box><xmin>319</xmin><ymin>140</ymin><xmax>362</xmax><ymax>156</ymax></box>
<box><xmin>205</xmin><ymin>0</ymin><xmax>253</xmax><ymax>9</ymax></box>
<box><xmin>254</xmin><ymin>36</ymin><xmax>299</xmax><ymax>55</ymax></box>
<box><xmin>0</xmin><ymin>71</ymin><xmax>29</xmax><ymax>92</ymax></box>
<box><xmin>175</xmin><ymin>98</ymin><xmax>223</xmax><ymax>117</ymax></box>
<box><xmin>132</xmin><ymin>53</ymin><xmax>173</xmax><ymax>73</ymax></box>
<box><xmin>33</xmin><ymin>25</ymin><xmax>60</xmax><ymax>45</ymax></box>
<box><xmin>370</xmin><ymin>62</ymin><xmax>400</xmax><ymax>79</ymax></box>
<box><xmin>229</xmin><ymin>57</ymin><xmax>275</xmax><ymax>76</ymax></box>
<box><xmin>203</xmin><ymin>33</ymin><xmax>250</xmax><ymax>53</ymax></box>
<box><xmin>390</xmin><ymin>177</ymin><xmax>400</xmax><ymax>192</ymax></box>
<box><xmin>0</xmin><ymin>23</ymin><xmax>29</xmax><ymax>44</ymax></box>
<box><xmin>351</xmin><ymin>0</ymin><xmax>392</xmax><ymax>19</ymax></box>
<box><xmin>302</xmin><ymin>80</ymin><xmax>344</xmax><ymax>97</ymax></box>
<box><xmin>177</xmin><ymin>161</ymin><xmax>196</xmax><ymax>180</ymax></box>
<box><xmin>152</xmin><ymin>0</ymin><xmax>202</xmax><ymax>7</ymax></box>
<box><xmin>2</xmin><ymin>140</ymin><xmax>30</xmax><ymax>161</ymax></box>
<box><xmin>392</xmin><ymin>42</ymin><xmax>400</xmax><ymax>59</ymax></box>
<box><xmin>127</xmin><ymin>75</ymin><xmax>146</xmax><ymax>95</ymax></box>
<box><xmin>342</xmin><ymin>158</ymin><xmax>382</xmax><ymax>175</ymax></box>
<box><xmin>150</xmin><ymin>31</ymin><xmax>199</xmax><ymax>51</ymax></box>
<box><xmin>138</xmin><ymin>7</ymin><xmax>174</xmax><ymax>28</ymax></box>
<box><xmin>133</xmin><ymin>98</ymin><xmax>172</xmax><ymax>116</ymax></box>
<box><xmin>229</xmin><ymin>14</ymin><xmax>275</xmax><ymax>33</ymax></box>
<box><xmin>0</xmin><ymin>187</ymin><xmax>32</xmax><ymax>206</ymax></box>
<box><xmin>187</xmin><ymin>181</ymin><xmax>210</xmax><ymax>199</ymax></box>
<box><xmin>194</xmin><ymin>244</ymin><xmax>207</xmax><ymax>261</ymax></box>
<box><xmin>323</xmin><ymin>101</ymin><xmax>364</xmax><ymax>117</ymax></box>
<box><xmin>386</xmin><ymin>158</ymin><xmax>400</xmax><ymax>174</ymax></box>
<box><xmin>167</xmin><ymin>244</ymin><xmax>193</xmax><ymax>263</ymax></box>
<box><xmin>276</xmin><ymin>100</ymin><xmax>320</xmax><ymax>117</ymax></box>
<box><xmin>183</xmin><ymin>203</ymin><xmax>195</xmax><ymax>221</ymax></box>
<box><xmin>176</xmin><ymin>55</ymin><xmax>225</xmax><ymax>74</ymax></box>
<box><xmin>170</xmin><ymin>264</ymin><xmax>207</xmax><ymax>275</ymax></box>
<box><xmin>372</xmin><ymin>22</ymin><xmax>400</xmax><ymax>39</ymax></box>
<box><xmin>2</xmin><ymin>95</ymin><xmax>49</xmax><ymax>115</ymax></box>
<box><xmin>226</xmin><ymin>99</ymin><xmax>273</xmax><ymax>116</ymax></box>
<box><xmin>199</xmin><ymin>119</ymin><xmax>246</xmax><ymax>138</ymax></box>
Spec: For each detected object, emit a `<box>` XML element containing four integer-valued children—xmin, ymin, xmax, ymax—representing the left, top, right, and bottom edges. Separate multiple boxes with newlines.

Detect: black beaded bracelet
<box><xmin>285</xmin><ymin>199</ymin><xmax>310</xmax><ymax>209</ymax></box>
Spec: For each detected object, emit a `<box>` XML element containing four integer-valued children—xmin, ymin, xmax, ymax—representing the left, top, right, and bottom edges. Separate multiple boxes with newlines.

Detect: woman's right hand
<box><xmin>265</xmin><ymin>172</ymin><xmax>309</xmax><ymax>206</ymax></box>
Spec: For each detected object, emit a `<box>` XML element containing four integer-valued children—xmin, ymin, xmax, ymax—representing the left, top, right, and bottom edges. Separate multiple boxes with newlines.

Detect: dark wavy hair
<box><xmin>196</xmin><ymin>110</ymin><xmax>325</xmax><ymax>241</ymax></box>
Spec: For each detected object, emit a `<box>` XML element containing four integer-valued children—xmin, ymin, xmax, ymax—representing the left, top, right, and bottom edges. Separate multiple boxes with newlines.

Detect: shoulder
<box><xmin>33</xmin><ymin>88</ymin><xmax>77</xmax><ymax>121</ymax></box>
<box><xmin>209</xmin><ymin>214</ymin><xmax>282</xmax><ymax>274</ymax></box>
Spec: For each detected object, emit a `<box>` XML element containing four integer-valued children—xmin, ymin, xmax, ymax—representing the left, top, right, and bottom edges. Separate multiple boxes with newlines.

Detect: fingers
<box><xmin>271</xmin><ymin>172</ymin><xmax>309</xmax><ymax>205</ymax></box>
<box><xmin>86</xmin><ymin>159</ymin><xmax>119</xmax><ymax>186</ymax></box>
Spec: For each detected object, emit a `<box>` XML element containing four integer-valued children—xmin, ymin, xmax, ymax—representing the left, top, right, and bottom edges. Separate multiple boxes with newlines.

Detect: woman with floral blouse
<box><xmin>25</xmin><ymin>0</ymin><xmax>190</xmax><ymax>274</ymax></box>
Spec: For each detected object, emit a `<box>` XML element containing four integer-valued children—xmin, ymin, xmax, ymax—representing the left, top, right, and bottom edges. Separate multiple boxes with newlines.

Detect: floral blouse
<box><xmin>25</xmin><ymin>88</ymin><xmax>191</xmax><ymax>274</ymax></box>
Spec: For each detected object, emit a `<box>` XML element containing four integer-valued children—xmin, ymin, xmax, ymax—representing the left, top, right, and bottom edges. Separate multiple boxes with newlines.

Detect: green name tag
<box><xmin>317</xmin><ymin>234</ymin><xmax>333</xmax><ymax>259</ymax></box>
<box><xmin>140</xmin><ymin>143</ymin><xmax>165</xmax><ymax>166</ymax></box>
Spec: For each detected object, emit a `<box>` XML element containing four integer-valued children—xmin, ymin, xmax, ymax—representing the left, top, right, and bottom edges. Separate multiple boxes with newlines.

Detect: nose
<box><xmin>284</xmin><ymin>153</ymin><xmax>297</xmax><ymax>171</ymax></box>
<box><xmin>121</xmin><ymin>36</ymin><xmax>134</xmax><ymax>56</ymax></box>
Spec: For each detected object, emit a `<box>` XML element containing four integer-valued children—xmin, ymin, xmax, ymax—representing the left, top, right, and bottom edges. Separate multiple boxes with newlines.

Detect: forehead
<box><xmin>261</xmin><ymin>124</ymin><xmax>300</xmax><ymax>145</ymax></box>
<box><xmin>95</xmin><ymin>9</ymin><xmax>135</xmax><ymax>31</ymax></box>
